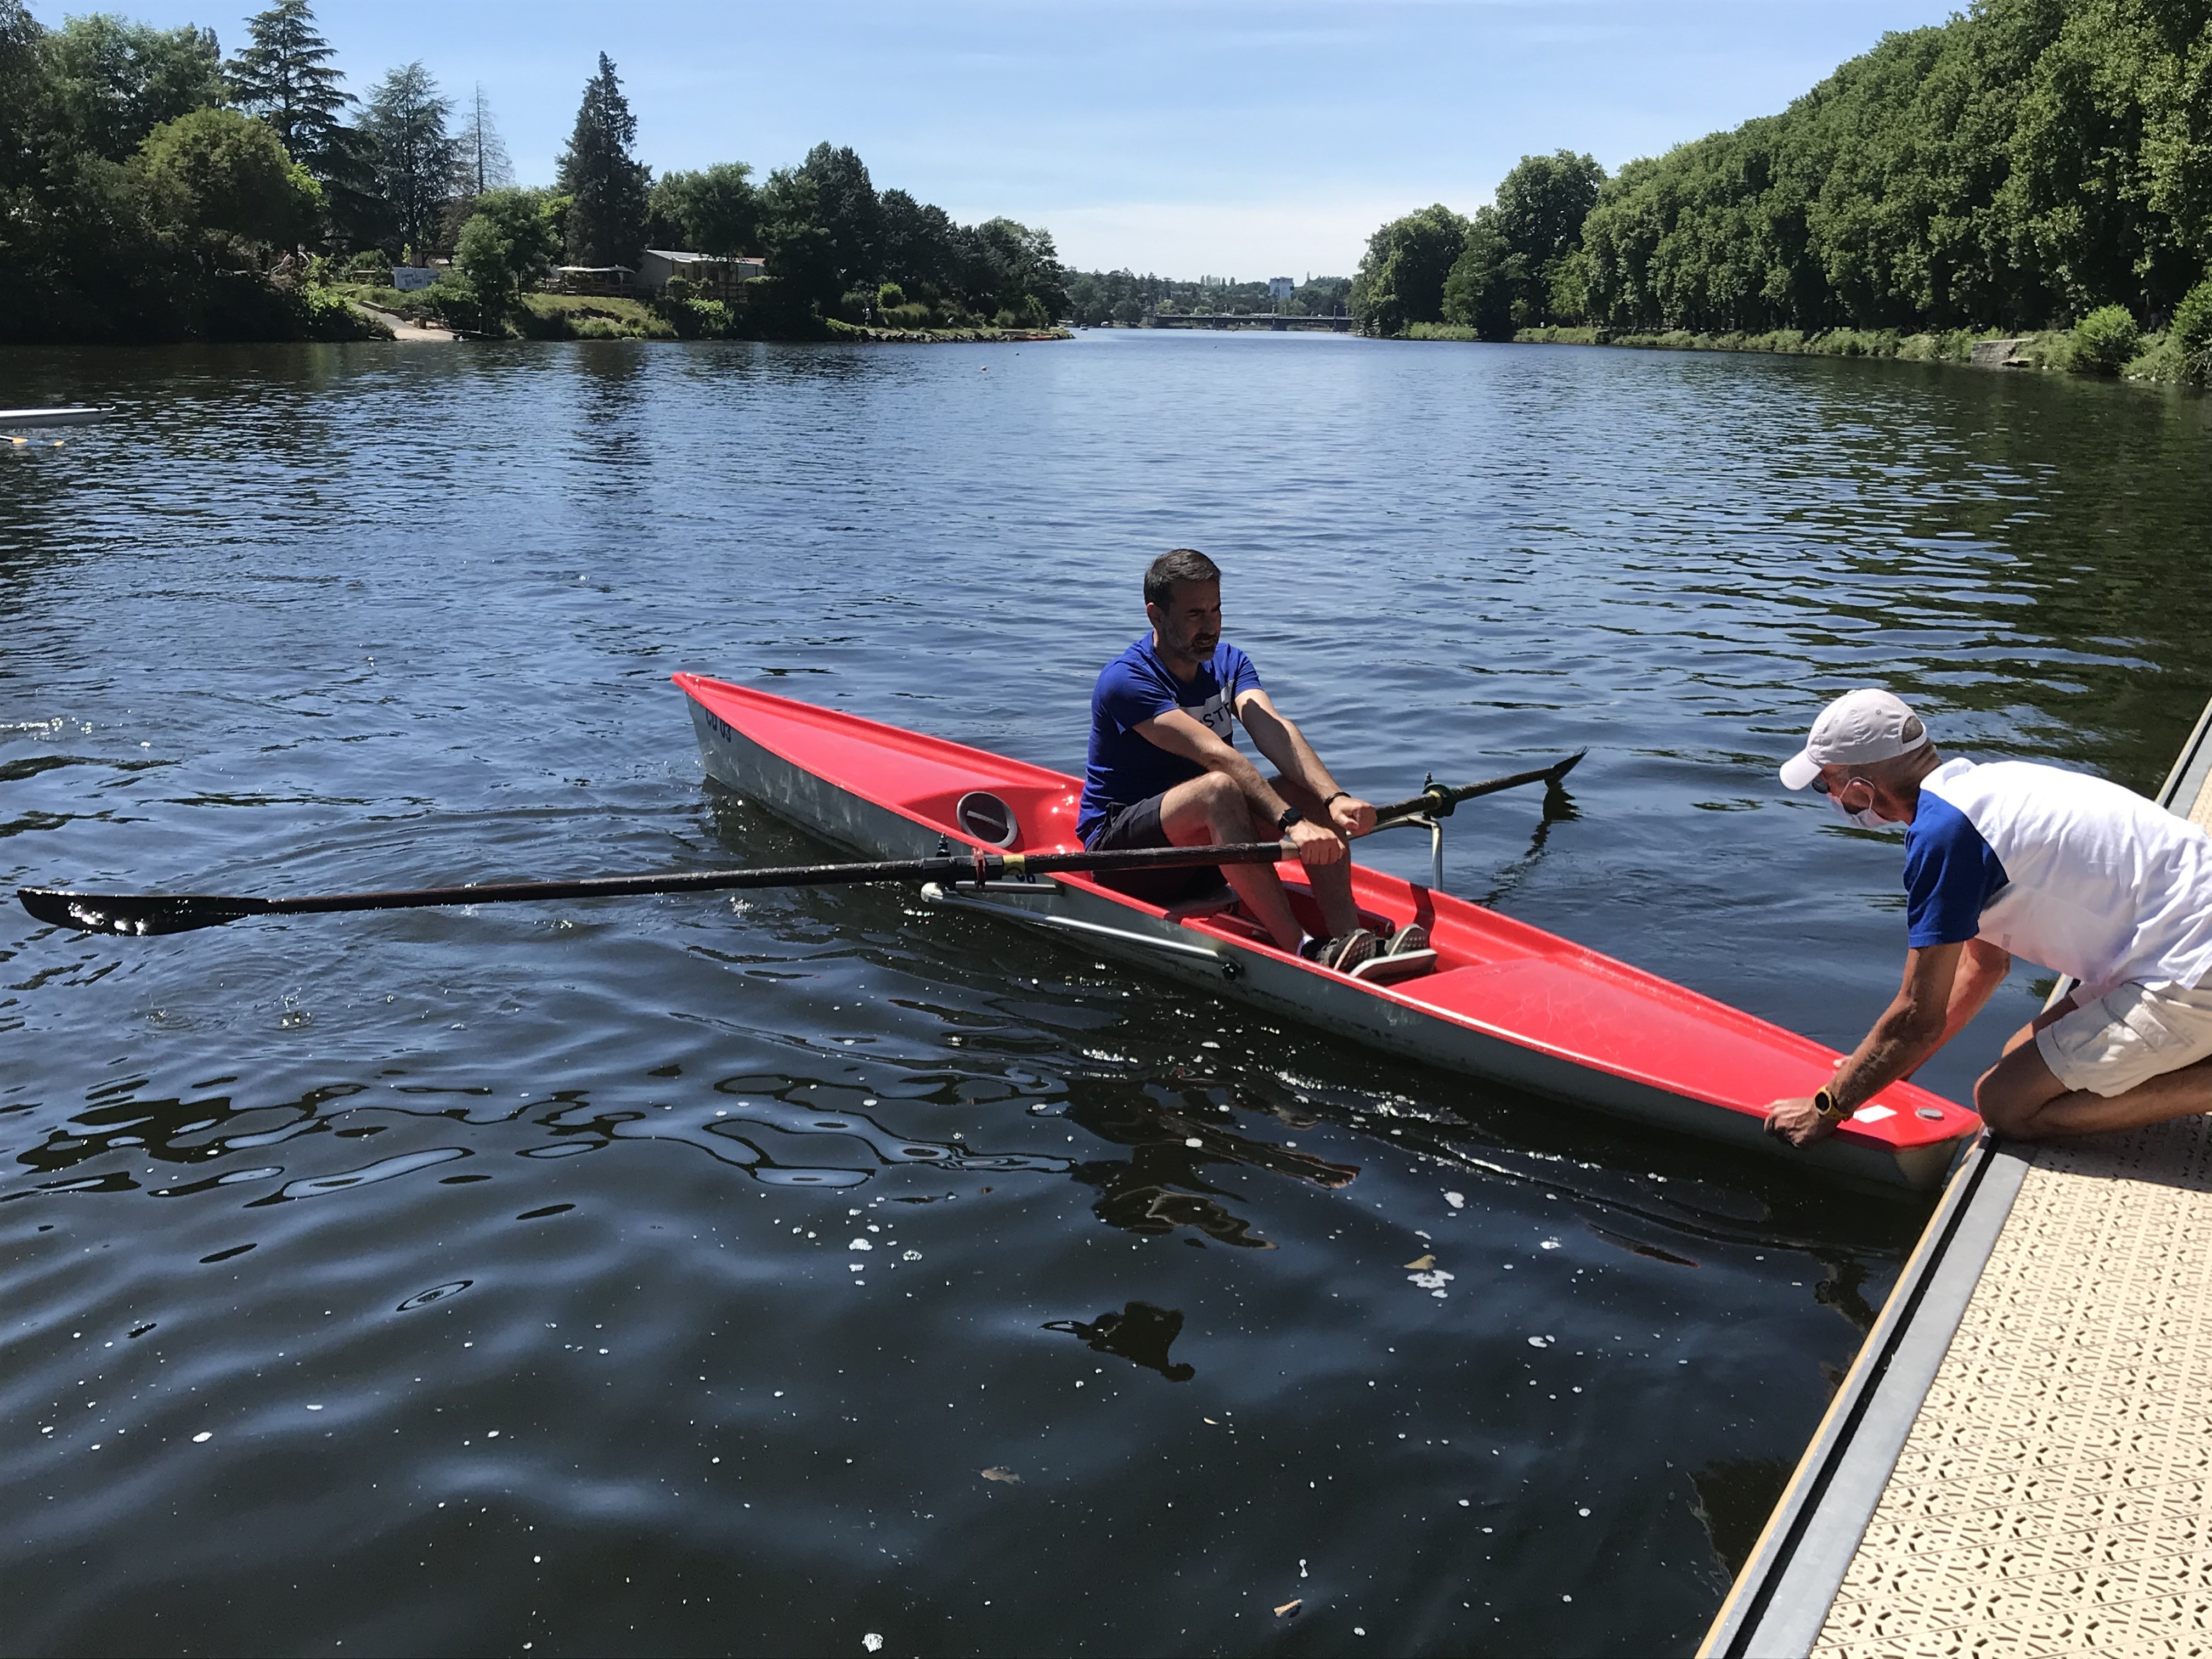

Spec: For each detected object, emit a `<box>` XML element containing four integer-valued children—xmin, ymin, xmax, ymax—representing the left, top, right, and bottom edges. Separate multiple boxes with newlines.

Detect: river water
<box><xmin>3</xmin><ymin>332</ymin><xmax>2208</xmax><ymax>1655</ymax></box>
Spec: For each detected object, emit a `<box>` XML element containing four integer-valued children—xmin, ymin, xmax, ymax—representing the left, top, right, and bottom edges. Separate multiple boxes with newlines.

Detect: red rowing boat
<box><xmin>675</xmin><ymin>673</ymin><xmax>1978</xmax><ymax>1189</ymax></box>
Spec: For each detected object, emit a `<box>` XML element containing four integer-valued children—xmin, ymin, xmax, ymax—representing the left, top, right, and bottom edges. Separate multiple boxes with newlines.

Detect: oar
<box><xmin>17</xmin><ymin>839</ymin><xmax>1298</xmax><ymax>939</ymax></box>
<box><xmin>1370</xmin><ymin>751</ymin><xmax>1585</xmax><ymax>828</ymax></box>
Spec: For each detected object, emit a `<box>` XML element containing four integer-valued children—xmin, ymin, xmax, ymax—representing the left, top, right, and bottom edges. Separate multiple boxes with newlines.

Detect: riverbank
<box><xmin>1402</xmin><ymin>320</ymin><xmax>2199</xmax><ymax>386</ymax></box>
<box><xmin>326</xmin><ymin>283</ymin><xmax>1068</xmax><ymax>345</ymax></box>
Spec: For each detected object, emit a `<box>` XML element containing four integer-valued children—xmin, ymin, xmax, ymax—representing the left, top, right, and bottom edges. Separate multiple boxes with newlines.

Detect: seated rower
<box><xmin>1077</xmin><ymin>548</ymin><xmax>1422</xmax><ymax>973</ymax></box>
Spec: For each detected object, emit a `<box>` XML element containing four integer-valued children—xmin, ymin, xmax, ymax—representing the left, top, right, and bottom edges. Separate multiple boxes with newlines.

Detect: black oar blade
<box><xmin>1547</xmin><ymin>749</ymin><xmax>1587</xmax><ymax>785</ymax></box>
<box><xmin>17</xmin><ymin>888</ymin><xmax>246</xmax><ymax>936</ymax></box>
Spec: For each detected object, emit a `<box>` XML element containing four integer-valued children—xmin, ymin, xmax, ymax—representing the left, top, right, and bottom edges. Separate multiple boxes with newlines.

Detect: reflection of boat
<box><xmin>0</xmin><ymin>406</ymin><xmax>110</xmax><ymax>428</ymax></box>
<box><xmin>676</xmin><ymin>673</ymin><xmax>1978</xmax><ymax>1190</ymax></box>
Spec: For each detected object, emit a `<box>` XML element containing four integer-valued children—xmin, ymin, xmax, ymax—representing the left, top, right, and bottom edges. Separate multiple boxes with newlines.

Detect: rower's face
<box><xmin>1149</xmin><ymin>580</ymin><xmax>1221</xmax><ymax>660</ymax></box>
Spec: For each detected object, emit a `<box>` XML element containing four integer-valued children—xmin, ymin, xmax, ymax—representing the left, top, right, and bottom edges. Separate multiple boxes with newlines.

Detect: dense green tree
<box><xmin>961</xmin><ymin>216</ymin><xmax>1066</xmax><ymax>322</ymax></box>
<box><xmin>139</xmin><ymin>105</ymin><xmax>319</xmax><ymax>267</ymax></box>
<box><xmin>650</xmin><ymin>162</ymin><xmax>758</xmax><ymax>255</ymax></box>
<box><xmin>362</xmin><ymin>61</ymin><xmax>453</xmax><ymax>261</ymax></box>
<box><xmin>556</xmin><ymin>52</ymin><xmax>648</xmax><ymax>267</ymax></box>
<box><xmin>1576</xmin><ymin>0</ymin><xmax>2212</xmax><ymax>334</ymax></box>
<box><xmin>225</xmin><ymin>0</ymin><xmax>345</xmax><ymax>171</ymax></box>
<box><xmin>2175</xmin><ymin>275</ymin><xmax>2212</xmax><ymax>383</ymax></box>
<box><xmin>1437</xmin><ymin>154</ymin><xmax>1606</xmax><ymax>335</ymax></box>
<box><xmin>1350</xmin><ymin>204</ymin><xmax>1468</xmax><ymax>335</ymax></box>
<box><xmin>0</xmin><ymin>0</ymin><xmax>42</xmax><ymax>192</ymax></box>
<box><xmin>1439</xmin><ymin>209</ymin><xmax>1515</xmax><ymax>338</ymax></box>
<box><xmin>878</xmin><ymin>187</ymin><xmax>960</xmax><ymax>297</ymax></box>
<box><xmin>454</xmin><ymin>185</ymin><xmax>561</xmax><ymax>307</ymax></box>
<box><xmin>41</xmin><ymin>14</ymin><xmax>226</xmax><ymax>162</ymax></box>
<box><xmin>760</xmin><ymin>165</ymin><xmax>839</xmax><ymax>307</ymax></box>
<box><xmin>796</xmin><ymin>142</ymin><xmax>882</xmax><ymax>293</ymax></box>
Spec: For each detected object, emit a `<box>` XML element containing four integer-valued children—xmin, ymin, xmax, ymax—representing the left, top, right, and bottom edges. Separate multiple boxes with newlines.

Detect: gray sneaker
<box><xmin>1381</xmin><ymin>923</ymin><xmax>1430</xmax><ymax>957</ymax></box>
<box><xmin>1302</xmin><ymin>928</ymin><xmax>1380</xmax><ymax>973</ymax></box>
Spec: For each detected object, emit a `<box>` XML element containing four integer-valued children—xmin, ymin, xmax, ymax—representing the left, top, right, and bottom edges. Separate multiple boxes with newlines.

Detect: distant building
<box><xmin>549</xmin><ymin>266</ymin><xmax>636</xmax><ymax>296</ymax></box>
<box><xmin>1268</xmin><ymin>276</ymin><xmax>1295</xmax><ymax>301</ymax></box>
<box><xmin>637</xmin><ymin>249</ymin><xmax>769</xmax><ymax>300</ymax></box>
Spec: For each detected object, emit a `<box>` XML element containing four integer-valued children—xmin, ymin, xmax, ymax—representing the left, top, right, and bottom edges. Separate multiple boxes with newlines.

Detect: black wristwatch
<box><xmin>1814</xmin><ymin>1087</ymin><xmax>1850</xmax><ymax>1125</ymax></box>
<box><xmin>1276</xmin><ymin>806</ymin><xmax>1305</xmax><ymax>833</ymax></box>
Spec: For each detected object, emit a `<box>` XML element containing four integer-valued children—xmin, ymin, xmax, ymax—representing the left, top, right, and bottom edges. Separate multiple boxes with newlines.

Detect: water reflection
<box><xmin>1062</xmin><ymin>1077</ymin><xmax>1357</xmax><ymax>1248</ymax></box>
<box><xmin>1043</xmin><ymin>1301</ymin><xmax>1197</xmax><ymax>1382</ymax></box>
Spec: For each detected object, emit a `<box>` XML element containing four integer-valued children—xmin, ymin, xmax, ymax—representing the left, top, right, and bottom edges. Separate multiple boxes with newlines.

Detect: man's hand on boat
<box><xmin>1768</xmin><ymin>684</ymin><xmax>2212</xmax><ymax>1152</ymax></box>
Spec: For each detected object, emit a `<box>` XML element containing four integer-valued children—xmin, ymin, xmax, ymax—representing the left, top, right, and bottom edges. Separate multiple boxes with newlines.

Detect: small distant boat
<box><xmin>0</xmin><ymin>406</ymin><xmax>111</xmax><ymax>428</ymax></box>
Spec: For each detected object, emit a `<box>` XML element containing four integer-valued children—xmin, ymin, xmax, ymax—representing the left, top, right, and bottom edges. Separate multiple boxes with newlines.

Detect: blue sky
<box><xmin>42</xmin><ymin>0</ymin><xmax>1956</xmax><ymax>276</ymax></box>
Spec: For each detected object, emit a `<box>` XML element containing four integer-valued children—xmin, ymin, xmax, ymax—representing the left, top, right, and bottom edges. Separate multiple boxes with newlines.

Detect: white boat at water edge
<box><xmin>0</xmin><ymin>406</ymin><xmax>111</xmax><ymax>428</ymax></box>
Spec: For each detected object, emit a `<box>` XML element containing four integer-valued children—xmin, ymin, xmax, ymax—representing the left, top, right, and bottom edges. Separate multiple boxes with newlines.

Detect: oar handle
<box><xmin>1370</xmin><ymin>750</ymin><xmax>1585</xmax><ymax>827</ymax></box>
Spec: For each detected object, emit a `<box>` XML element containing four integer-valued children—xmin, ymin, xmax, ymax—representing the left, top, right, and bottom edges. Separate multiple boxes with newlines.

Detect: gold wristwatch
<box><xmin>1814</xmin><ymin>1087</ymin><xmax>1850</xmax><ymax>1125</ymax></box>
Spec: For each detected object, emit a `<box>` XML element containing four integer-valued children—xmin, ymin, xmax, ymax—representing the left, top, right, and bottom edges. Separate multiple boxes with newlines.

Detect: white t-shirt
<box><xmin>1910</xmin><ymin>757</ymin><xmax>2212</xmax><ymax>997</ymax></box>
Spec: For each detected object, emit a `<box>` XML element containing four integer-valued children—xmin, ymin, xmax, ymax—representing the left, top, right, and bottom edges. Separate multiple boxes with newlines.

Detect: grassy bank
<box><xmin>1401</xmin><ymin>320</ymin><xmax>2196</xmax><ymax>385</ymax></box>
<box><xmin>326</xmin><ymin>283</ymin><xmax>1069</xmax><ymax>344</ymax></box>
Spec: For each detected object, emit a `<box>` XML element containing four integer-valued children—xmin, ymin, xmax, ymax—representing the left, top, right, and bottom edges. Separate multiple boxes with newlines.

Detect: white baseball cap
<box><xmin>1779</xmin><ymin>689</ymin><xmax>1929</xmax><ymax>790</ymax></box>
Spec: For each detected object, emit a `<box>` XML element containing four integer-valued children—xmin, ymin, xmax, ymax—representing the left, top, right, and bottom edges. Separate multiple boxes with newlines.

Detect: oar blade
<box><xmin>17</xmin><ymin>888</ymin><xmax>245</xmax><ymax>936</ymax></box>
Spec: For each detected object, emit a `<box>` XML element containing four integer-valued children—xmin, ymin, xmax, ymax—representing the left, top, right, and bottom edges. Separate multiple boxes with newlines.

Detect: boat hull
<box><xmin>678</xmin><ymin>673</ymin><xmax>1976</xmax><ymax>1190</ymax></box>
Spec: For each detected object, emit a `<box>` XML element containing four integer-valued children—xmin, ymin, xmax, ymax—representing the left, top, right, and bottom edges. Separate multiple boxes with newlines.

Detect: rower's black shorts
<box><xmin>1086</xmin><ymin>794</ymin><xmax>1230</xmax><ymax>906</ymax></box>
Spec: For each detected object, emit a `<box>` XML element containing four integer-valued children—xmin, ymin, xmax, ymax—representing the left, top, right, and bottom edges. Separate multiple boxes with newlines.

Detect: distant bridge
<box><xmin>1142</xmin><ymin>312</ymin><xmax>1355</xmax><ymax>332</ymax></box>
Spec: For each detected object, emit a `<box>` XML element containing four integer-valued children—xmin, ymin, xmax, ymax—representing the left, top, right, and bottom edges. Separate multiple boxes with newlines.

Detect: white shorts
<box><xmin>2036</xmin><ymin>980</ymin><xmax>2212</xmax><ymax>1098</ymax></box>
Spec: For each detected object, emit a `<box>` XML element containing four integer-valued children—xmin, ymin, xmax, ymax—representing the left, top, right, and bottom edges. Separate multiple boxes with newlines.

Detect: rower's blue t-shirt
<box><xmin>1078</xmin><ymin>635</ymin><xmax>1261</xmax><ymax>844</ymax></box>
<box><xmin>1901</xmin><ymin>789</ymin><xmax>2011</xmax><ymax>947</ymax></box>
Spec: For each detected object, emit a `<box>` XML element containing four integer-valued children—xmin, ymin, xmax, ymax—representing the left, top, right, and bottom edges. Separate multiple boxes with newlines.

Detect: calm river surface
<box><xmin>4</xmin><ymin>332</ymin><xmax>2209</xmax><ymax>1656</ymax></box>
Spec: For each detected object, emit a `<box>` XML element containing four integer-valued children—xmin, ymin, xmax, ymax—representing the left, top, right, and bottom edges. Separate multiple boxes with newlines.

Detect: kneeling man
<box><xmin>1766</xmin><ymin>688</ymin><xmax>2212</xmax><ymax>1146</ymax></box>
<box><xmin>1079</xmin><ymin>548</ymin><xmax>1417</xmax><ymax>973</ymax></box>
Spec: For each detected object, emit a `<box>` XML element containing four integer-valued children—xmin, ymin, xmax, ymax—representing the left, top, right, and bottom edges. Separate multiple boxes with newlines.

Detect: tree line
<box><xmin>1063</xmin><ymin>271</ymin><xmax>1352</xmax><ymax>326</ymax></box>
<box><xmin>0</xmin><ymin>0</ymin><xmax>1069</xmax><ymax>341</ymax></box>
<box><xmin>1350</xmin><ymin>0</ymin><xmax>2212</xmax><ymax>379</ymax></box>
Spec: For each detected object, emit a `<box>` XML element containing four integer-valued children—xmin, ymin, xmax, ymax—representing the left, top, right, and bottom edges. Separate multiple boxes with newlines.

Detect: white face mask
<box><xmin>1827</xmin><ymin>793</ymin><xmax>1893</xmax><ymax>831</ymax></box>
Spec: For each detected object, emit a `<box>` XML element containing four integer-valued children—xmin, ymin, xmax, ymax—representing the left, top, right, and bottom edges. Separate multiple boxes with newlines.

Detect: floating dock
<box><xmin>1702</xmin><ymin>697</ymin><xmax>2212</xmax><ymax>1657</ymax></box>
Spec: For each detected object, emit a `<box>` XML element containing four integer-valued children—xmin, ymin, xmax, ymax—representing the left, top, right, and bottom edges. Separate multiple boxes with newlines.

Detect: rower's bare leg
<box><xmin>1271</xmin><ymin>776</ymin><xmax>1360</xmax><ymax>939</ymax></box>
<box><xmin>1157</xmin><ymin>773</ymin><xmax>1304</xmax><ymax>951</ymax></box>
<box><xmin>1976</xmin><ymin>1034</ymin><xmax>2212</xmax><ymax>1139</ymax></box>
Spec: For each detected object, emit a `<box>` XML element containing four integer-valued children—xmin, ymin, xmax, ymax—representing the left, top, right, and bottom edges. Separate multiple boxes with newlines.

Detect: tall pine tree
<box><xmin>226</xmin><ymin>0</ymin><xmax>347</xmax><ymax>171</ymax></box>
<box><xmin>363</xmin><ymin>61</ymin><xmax>455</xmax><ymax>263</ymax></box>
<box><xmin>556</xmin><ymin>53</ymin><xmax>648</xmax><ymax>268</ymax></box>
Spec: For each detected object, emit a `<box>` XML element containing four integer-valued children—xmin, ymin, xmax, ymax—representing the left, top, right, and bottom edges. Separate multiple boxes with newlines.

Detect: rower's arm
<box><xmin>1765</xmin><ymin>941</ymin><xmax>1965</xmax><ymax>1147</ymax></box>
<box><xmin>1131</xmin><ymin>708</ymin><xmax>1293</xmax><ymax>823</ymax></box>
<box><xmin>1231</xmin><ymin>690</ymin><xmax>1340</xmax><ymax>802</ymax></box>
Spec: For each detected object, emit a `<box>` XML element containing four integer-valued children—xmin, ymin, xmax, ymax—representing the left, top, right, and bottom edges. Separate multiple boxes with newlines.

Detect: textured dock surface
<box><xmin>1808</xmin><ymin>760</ymin><xmax>2212</xmax><ymax>1657</ymax></box>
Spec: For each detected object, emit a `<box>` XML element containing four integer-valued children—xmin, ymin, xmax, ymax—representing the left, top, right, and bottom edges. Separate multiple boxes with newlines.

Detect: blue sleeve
<box><xmin>1902</xmin><ymin>794</ymin><xmax>2008</xmax><ymax>948</ymax></box>
<box><xmin>1222</xmin><ymin>645</ymin><xmax>1261</xmax><ymax>701</ymax></box>
<box><xmin>1096</xmin><ymin>657</ymin><xmax>1180</xmax><ymax>735</ymax></box>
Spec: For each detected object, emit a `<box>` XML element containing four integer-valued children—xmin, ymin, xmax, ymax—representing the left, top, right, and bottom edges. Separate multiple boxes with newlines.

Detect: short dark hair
<box><xmin>1144</xmin><ymin>548</ymin><xmax>1221</xmax><ymax>609</ymax></box>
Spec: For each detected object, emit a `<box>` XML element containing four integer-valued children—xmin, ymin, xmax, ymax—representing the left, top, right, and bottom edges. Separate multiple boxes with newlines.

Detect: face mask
<box><xmin>1827</xmin><ymin>793</ymin><xmax>1893</xmax><ymax>831</ymax></box>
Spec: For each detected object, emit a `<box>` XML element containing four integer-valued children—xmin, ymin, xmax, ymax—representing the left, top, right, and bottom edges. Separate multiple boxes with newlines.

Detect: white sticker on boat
<box><xmin>1852</xmin><ymin>1105</ymin><xmax>1896</xmax><ymax>1124</ymax></box>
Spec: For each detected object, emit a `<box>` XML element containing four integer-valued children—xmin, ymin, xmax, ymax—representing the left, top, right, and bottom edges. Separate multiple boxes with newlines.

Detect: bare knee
<box><xmin>1974</xmin><ymin>1068</ymin><xmax>2047</xmax><ymax>1138</ymax></box>
<box><xmin>1192</xmin><ymin>771</ymin><xmax>1243</xmax><ymax>823</ymax></box>
<box><xmin>1164</xmin><ymin>772</ymin><xmax>1246</xmax><ymax>842</ymax></box>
